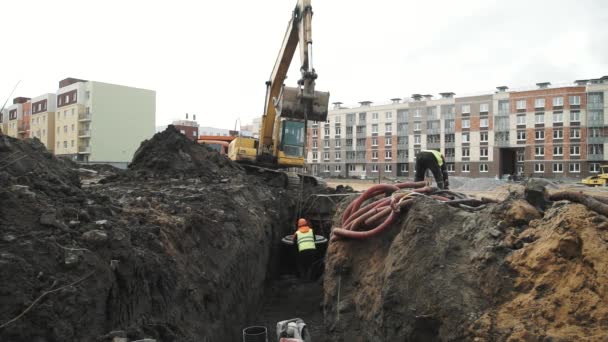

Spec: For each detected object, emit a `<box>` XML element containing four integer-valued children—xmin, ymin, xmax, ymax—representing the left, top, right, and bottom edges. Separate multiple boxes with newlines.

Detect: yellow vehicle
<box><xmin>228</xmin><ymin>0</ymin><xmax>329</xmax><ymax>185</ymax></box>
<box><xmin>582</xmin><ymin>165</ymin><xmax>608</xmax><ymax>186</ymax></box>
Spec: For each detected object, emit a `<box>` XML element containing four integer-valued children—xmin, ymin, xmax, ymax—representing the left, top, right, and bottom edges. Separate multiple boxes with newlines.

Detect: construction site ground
<box><xmin>2</xmin><ymin>128</ymin><xmax>608</xmax><ymax>341</ymax></box>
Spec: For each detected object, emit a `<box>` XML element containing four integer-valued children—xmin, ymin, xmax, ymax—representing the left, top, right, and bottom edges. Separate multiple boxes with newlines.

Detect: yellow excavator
<box><xmin>581</xmin><ymin>165</ymin><xmax>608</xmax><ymax>186</ymax></box>
<box><xmin>228</xmin><ymin>0</ymin><xmax>329</xmax><ymax>186</ymax></box>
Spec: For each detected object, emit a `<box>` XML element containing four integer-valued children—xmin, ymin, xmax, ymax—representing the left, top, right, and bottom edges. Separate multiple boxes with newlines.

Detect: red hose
<box><xmin>333</xmin><ymin>181</ymin><xmax>428</xmax><ymax>240</ymax></box>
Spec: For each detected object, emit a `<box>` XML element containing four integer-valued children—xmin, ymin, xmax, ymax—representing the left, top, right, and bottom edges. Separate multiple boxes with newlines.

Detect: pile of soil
<box><xmin>0</xmin><ymin>128</ymin><xmax>304</xmax><ymax>342</ymax></box>
<box><xmin>322</xmin><ymin>188</ymin><xmax>608</xmax><ymax>341</ymax></box>
<box><xmin>127</xmin><ymin>125</ymin><xmax>240</xmax><ymax>180</ymax></box>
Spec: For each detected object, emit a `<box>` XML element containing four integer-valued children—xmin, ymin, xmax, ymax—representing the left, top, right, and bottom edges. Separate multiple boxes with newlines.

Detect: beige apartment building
<box><xmin>30</xmin><ymin>94</ymin><xmax>56</xmax><ymax>152</ymax></box>
<box><xmin>306</xmin><ymin>77</ymin><xmax>608</xmax><ymax>179</ymax></box>
<box><xmin>0</xmin><ymin>78</ymin><xmax>156</xmax><ymax>166</ymax></box>
<box><xmin>0</xmin><ymin>108</ymin><xmax>7</xmax><ymax>134</ymax></box>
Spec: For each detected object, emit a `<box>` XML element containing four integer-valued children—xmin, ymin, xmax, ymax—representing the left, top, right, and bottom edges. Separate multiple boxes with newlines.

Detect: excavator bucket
<box><xmin>277</xmin><ymin>86</ymin><xmax>329</xmax><ymax>122</ymax></box>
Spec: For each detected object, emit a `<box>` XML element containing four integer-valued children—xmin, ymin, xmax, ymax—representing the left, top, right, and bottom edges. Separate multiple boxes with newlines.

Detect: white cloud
<box><xmin>1</xmin><ymin>0</ymin><xmax>606</xmax><ymax>130</ymax></box>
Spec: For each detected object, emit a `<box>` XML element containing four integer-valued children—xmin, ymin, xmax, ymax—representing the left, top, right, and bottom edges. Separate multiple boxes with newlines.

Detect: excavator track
<box><xmin>241</xmin><ymin>165</ymin><xmax>323</xmax><ymax>189</ymax></box>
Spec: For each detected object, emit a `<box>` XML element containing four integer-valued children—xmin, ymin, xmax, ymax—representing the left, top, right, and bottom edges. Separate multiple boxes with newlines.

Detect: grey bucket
<box><xmin>243</xmin><ymin>326</ymin><xmax>268</xmax><ymax>342</ymax></box>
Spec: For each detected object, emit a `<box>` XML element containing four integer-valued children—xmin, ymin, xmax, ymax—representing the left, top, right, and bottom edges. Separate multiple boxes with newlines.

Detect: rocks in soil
<box><xmin>323</xmin><ymin>183</ymin><xmax>608</xmax><ymax>341</ymax></box>
<box><xmin>0</xmin><ymin>128</ymin><xmax>308</xmax><ymax>342</ymax></box>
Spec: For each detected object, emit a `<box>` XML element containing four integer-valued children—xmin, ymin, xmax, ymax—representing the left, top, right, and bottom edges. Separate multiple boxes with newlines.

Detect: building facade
<box><xmin>0</xmin><ymin>77</ymin><xmax>156</xmax><ymax>166</ymax></box>
<box><xmin>306</xmin><ymin>77</ymin><xmax>608</xmax><ymax>179</ymax></box>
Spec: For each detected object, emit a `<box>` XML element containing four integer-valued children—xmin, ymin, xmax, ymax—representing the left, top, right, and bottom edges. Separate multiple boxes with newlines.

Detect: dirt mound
<box><xmin>471</xmin><ymin>203</ymin><xmax>608</xmax><ymax>341</ymax></box>
<box><xmin>322</xmin><ymin>189</ymin><xmax>608</xmax><ymax>341</ymax></box>
<box><xmin>0</xmin><ymin>135</ymin><xmax>81</xmax><ymax>196</ymax></box>
<box><xmin>127</xmin><ymin>125</ymin><xmax>240</xmax><ymax>179</ymax></box>
<box><xmin>0</xmin><ymin>130</ymin><xmax>302</xmax><ymax>342</ymax></box>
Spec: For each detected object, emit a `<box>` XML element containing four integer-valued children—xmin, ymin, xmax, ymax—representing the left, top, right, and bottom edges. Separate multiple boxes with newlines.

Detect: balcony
<box><xmin>427</xmin><ymin>128</ymin><xmax>440</xmax><ymax>135</ymax></box>
<box><xmin>444</xmin><ymin>127</ymin><xmax>455</xmax><ymax>134</ymax></box>
<box><xmin>445</xmin><ymin>156</ymin><xmax>455</xmax><ymax>162</ymax></box>
<box><xmin>495</xmin><ymin>139</ymin><xmax>511</xmax><ymax>147</ymax></box>
<box><xmin>78</xmin><ymin>146</ymin><xmax>91</xmax><ymax>154</ymax></box>
<box><xmin>587</xmin><ymin>119</ymin><xmax>604</xmax><ymax>127</ymax></box>
<box><xmin>78</xmin><ymin>129</ymin><xmax>91</xmax><ymax>138</ymax></box>
<box><xmin>78</xmin><ymin>113</ymin><xmax>92</xmax><ymax>121</ymax></box>
<box><xmin>18</xmin><ymin>124</ymin><xmax>29</xmax><ymax>133</ymax></box>
<box><xmin>445</xmin><ymin>142</ymin><xmax>455</xmax><ymax>148</ymax></box>
<box><xmin>588</xmin><ymin>154</ymin><xmax>603</xmax><ymax>161</ymax></box>
<box><xmin>588</xmin><ymin>136</ymin><xmax>605</xmax><ymax>144</ymax></box>
<box><xmin>354</xmin><ymin>156</ymin><xmax>367</xmax><ymax>163</ymax></box>
<box><xmin>427</xmin><ymin>142</ymin><xmax>440</xmax><ymax>149</ymax></box>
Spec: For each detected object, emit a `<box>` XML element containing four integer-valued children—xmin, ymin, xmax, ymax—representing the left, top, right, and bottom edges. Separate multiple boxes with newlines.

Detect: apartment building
<box><xmin>0</xmin><ymin>108</ymin><xmax>7</xmax><ymax>134</ymax></box>
<box><xmin>306</xmin><ymin>77</ymin><xmax>608</xmax><ymax>179</ymax></box>
<box><xmin>0</xmin><ymin>78</ymin><xmax>155</xmax><ymax>166</ymax></box>
<box><xmin>30</xmin><ymin>94</ymin><xmax>57</xmax><ymax>152</ymax></box>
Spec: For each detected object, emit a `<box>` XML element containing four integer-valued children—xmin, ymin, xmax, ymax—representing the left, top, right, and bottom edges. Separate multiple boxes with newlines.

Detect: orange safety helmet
<box><xmin>297</xmin><ymin>218</ymin><xmax>307</xmax><ymax>227</ymax></box>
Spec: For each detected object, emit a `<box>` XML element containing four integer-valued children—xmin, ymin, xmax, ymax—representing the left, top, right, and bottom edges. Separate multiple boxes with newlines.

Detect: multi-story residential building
<box><xmin>5</xmin><ymin>97</ymin><xmax>31</xmax><ymax>138</ymax></box>
<box><xmin>172</xmin><ymin>119</ymin><xmax>199</xmax><ymax>141</ymax></box>
<box><xmin>0</xmin><ymin>108</ymin><xmax>7</xmax><ymax>134</ymax></box>
<box><xmin>1</xmin><ymin>77</ymin><xmax>155</xmax><ymax>167</ymax></box>
<box><xmin>30</xmin><ymin>93</ymin><xmax>57</xmax><ymax>152</ymax></box>
<box><xmin>51</xmin><ymin>77</ymin><xmax>155</xmax><ymax>165</ymax></box>
<box><xmin>306</xmin><ymin>77</ymin><xmax>608</xmax><ymax>179</ymax></box>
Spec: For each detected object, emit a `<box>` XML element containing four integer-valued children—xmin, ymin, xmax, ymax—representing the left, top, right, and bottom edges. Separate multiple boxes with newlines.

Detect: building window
<box><xmin>335</xmin><ymin>139</ymin><xmax>341</xmax><ymax>148</ymax></box>
<box><xmin>312</xmin><ymin>129</ymin><xmax>318</xmax><ymax>137</ymax></box>
<box><xmin>553</xmin><ymin>129</ymin><xmax>563</xmax><ymax>140</ymax></box>
<box><xmin>462</xmin><ymin>133</ymin><xmax>470</xmax><ymax>143</ymax></box>
<box><xmin>534</xmin><ymin>163</ymin><xmax>545</xmax><ymax>173</ymax></box>
<box><xmin>553</xmin><ymin>97</ymin><xmax>563</xmax><ymax>106</ymax></box>
<box><xmin>590</xmin><ymin>163</ymin><xmax>600</xmax><ymax>173</ymax></box>
<box><xmin>372</xmin><ymin>151</ymin><xmax>378</xmax><ymax>160</ymax></box>
<box><xmin>372</xmin><ymin>137</ymin><xmax>378</xmax><ymax>146</ymax></box>
<box><xmin>324</xmin><ymin>165</ymin><xmax>330</xmax><ymax>172</ymax></box>
<box><xmin>324</xmin><ymin>140</ymin><xmax>330</xmax><ymax>148</ymax></box>
<box><xmin>414</xmin><ymin>135</ymin><xmax>421</xmax><ymax>144</ymax></box>
<box><xmin>335</xmin><ymin>165</ymin><xmax>341</xmax><ymax>172</ymax></box>
<box><xmin>63</xmin><ymin>141</ymin><xmax>67</xmax><ymax>148</ymax></box>
<box><xmin>400</xmin><ymin>164</ymin><xmax>408</xmax><ymax>172</ymax></box>
<box><xmin>553</xmin><ymin>112</ymin><xmax>563</xmax><ymax>123</ymax></box>
<box><xmin>535</xmin><ymin>130</ymin><xmax>545</xmax><ymax>140</ymax></box>
<box><xmin>461</xmin><ymin>104</ymin><xmax>470</xmax><ymax>114</ymax></box>
<box><xmin>535</xmin><ymin>98</ymin><xmax>545</xmax><ymax>108</ymax></box>
<box><xmin>71</xmin><ymin>124</ymin><xmax>75</xmax><ymax>131</ymax></box>
<box><xmin>535</xmin><ymin>113</ymin><xmax>544</xmax><ymax>124</ymax></box>
<box><xmin>385</xmin><ymin>137</ymin><xmax>392</xmax><ymax>146</ymax></box>
<box><xmin>480</xmin><ymin>132</ymin><xmax>488</xmax><ymax>142</ymax></box>
<box><xmin>553</xmin><ymin>163</ymin><xmax>563</xmax><ymax>173</ymax></box>
<box><xmin>590</xmin><ymin>128</ymin><xmax>602</xmax><ymax>138</ymax></box>
<box><xmin>462</xmin><ymin>147</ymin><xmax>470</xmax><ymax>157</ymax></box>
<box><xmin>569</xmin><ymin>163</ymin><xmax>580</xmax><ymax>173</ymax></box>
<box><xmin>324</xmin><ymin>128</ymin><xmax>330</xmax><ymax>136</ymax></box>
<box><xmin>553</xmin><ymin>146</ymin><xmax>563</xmax><ymax>156</ymax></box>
<box><xmin>64</xmin><ymin>125</ymin><xmax>67</xmax><ymax>133</ymax></box>
<box><xmin>517</xmin><ymin>130</ymin><xmax>526</xmax><ymax>141</ymax></box>
<box><xmin>517</xmin><ymin>115</ymin><xmax>526</xmax><ymax>125</ymax></box>
<box><xmin>589</xmin><ymin>144</ymin><xmax>603</xmax><ymax>155</ymax></box>
<box><xmin>414</xmin><ymin>109</ymin><xmax>421</xmax><ymax>118</ymax></box>
<box><xmin>385</xmin><ymin>150</ymin><xmax>392</xmax><ymax>160</ymax></box>
<box><xmin>535</xmin><ymin>147</ymin><xmax>545</xmax><ymax>156</ymax></box>
<box><xmin>348</xmin><ymin>164</ymin><xmax>355</xmax><ymax>172</ymax></box>
<box><xmin>385</xmin><ymin>123</ymin><xmax>392</xmax><ymax>133</ymax></box>
<box><xmin>312</xmin><ymin>152</ymin><xmax>318</xmax><ymax>160</ymax></box>
<box><xmin>447</xmin><ymin>163</ymin><xmax>455</xmax><ymax>172</ymax></box>
<box><xmin>414</xmin><ymin>122</ymin><xmax>421</xmax><ymax>131</ymax></box>
<box><xmin>462</xmin><ymin>118</ymin><xmax>470</xmax><ymax>128</ymax></box>
<box><xmin>569</xmin><ymin>95</ymin><xmax>581</xmax><ymax>106</ymax></box>
<box><xmin>323</xmin><ymin>152</ymin><xmax>330</xmax><ymax>160</ymax></box>
<box><xmin>517</xmin><ymin>152</ymin><xmax>525</xmax><ymax>162</ymax></box>
<box><xmin>372</xmin><ymin>124</ymin><xmax>378</xmax><ymax>133</ymax></box>
<box><xmin>312</xmin><ymin>140</ymin><xmax>318</xmax><ymax>148</ymax></box>
<box><xmin>480</xmin><ymin>147</ymin><xmax>488</xmax><ymax>157</ymax></box>
<box><xmin>480</xmin><ymin>103</ymin><xmax>489</xmax><ymax>112</ymax></box>
<box><xmin>480</xmin><ymin>118</ymin><xmax>488</xmax><ymax>128</ymax></box>
<box><xmin>335</xmin><ymin>152</ymin><xmax>341</xmax><ymax>160</ymax></box>
<box><xmin>71</xmin><ymin>140</ymin><xmax>74</xmax><ymax>147</ymax></box>
<box><xmin>516</xmin><ymin>100</ymin><xmax>526</xmax><ymax>110</ymax></box>
<box><xmin>462</xmin><ymin>164</ymin><xmax>470</xmax><ymax>172</ymax></box>
<box><xmin>570</xmin><ymin>111</ymin><xmax>580</xmax><ymax>123</ymax></box>
<box><xmin>479</xmin><ymin>164</ymin><xmax>488</xmax><ymax>173</ymax></box>
<box><xmin>570</xmin><ymin>128</ymin><xmax>581</xmax><ymax>139</ymax></box>
<box><xmin>372</xmin><ymin>112</ymin><xmax>378</xmax><ymax>120</ymax></box>
<box><xmin>385</xmin><ymin>164</ymin><xmax>392</xmax><ymax>172</ymax></box>
<box><xmin>385</xmin><ymin>111</ymin><xmax>392</xmax><ymax>119</ymax></box>
<box><xmin>335</xmin><ymin>127</ymin><xmax>342</xmax><ymax>135</ymax></box>
<box><xmin>570</xmin><ymin>146</ymin><xmax>580</xmax><ymax>156</ymax></box>
<box><xmin>372</xmin><ymin>164</ymin><xmax>379</xmax><ymax>172</ymax></box>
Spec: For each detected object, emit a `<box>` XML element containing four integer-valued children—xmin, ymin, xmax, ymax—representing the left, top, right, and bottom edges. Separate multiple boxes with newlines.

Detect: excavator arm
<box><xmin>258</xmin><ymin>0</ymin><xmax>329</xmax><ymax>163</ymax></box>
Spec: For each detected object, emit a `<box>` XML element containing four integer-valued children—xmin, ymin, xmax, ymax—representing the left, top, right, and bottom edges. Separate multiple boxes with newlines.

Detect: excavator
<box><xmin>227</xmin><ymin>0</ymin><xmax>329</xmax><ymax>187</ymax></box>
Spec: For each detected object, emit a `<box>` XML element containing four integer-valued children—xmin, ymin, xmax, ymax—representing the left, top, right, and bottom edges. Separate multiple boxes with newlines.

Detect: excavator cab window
<box><xmin>280</xmin><ymin>120</ymin><xmax>305</xmax><ymax>157</ymax></box>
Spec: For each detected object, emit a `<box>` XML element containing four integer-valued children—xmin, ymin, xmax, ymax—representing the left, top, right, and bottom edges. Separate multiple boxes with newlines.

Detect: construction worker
<box><xmin>415</xmin><ymin>149</ymin><xmax>450</xmax><ymax>190</ymax></box>
<box><xmin>292</xmin><ymin>218</ymin><xmax>316</xmax><ymax>280</ymax></box>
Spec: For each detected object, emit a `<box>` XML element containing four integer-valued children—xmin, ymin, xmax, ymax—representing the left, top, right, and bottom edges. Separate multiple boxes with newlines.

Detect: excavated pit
<box><xmin>323</xmin><ymin>186</ymin><xmax>608</xmax><ymax>341</ymax></box>
<box><xmin>0</xmin><ymin>127</ymin><xmax>336</xmax><ymax>342</ymax></box>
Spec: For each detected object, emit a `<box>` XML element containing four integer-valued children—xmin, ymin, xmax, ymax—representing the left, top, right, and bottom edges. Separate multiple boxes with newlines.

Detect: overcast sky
<box><xmin>1</xmin><ymin>0</ymin><xmax>606</xmax><ymax>130</ymax></box>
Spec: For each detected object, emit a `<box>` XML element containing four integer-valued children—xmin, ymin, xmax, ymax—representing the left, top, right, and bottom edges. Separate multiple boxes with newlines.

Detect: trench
<box><xmin>240</xmin><ymin>193</ymin><xmax>342</xmax><ymax>342</ymax></box>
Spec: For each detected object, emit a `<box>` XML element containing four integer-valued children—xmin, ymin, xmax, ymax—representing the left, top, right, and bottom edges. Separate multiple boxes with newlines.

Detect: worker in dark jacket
<box><xmin>415</xmin><ymin>149</ymin><xmax>449</xmax><ymax>190</ymax></box>
<box><xmin>292</xmin><ymin>218</ymin><xmax>316</xmax><ymax>280</ymax></box>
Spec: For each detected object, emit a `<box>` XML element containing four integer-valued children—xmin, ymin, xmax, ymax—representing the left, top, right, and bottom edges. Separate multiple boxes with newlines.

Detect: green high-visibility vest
<box><xmin>422</xmin><ymin>149</ymin><xmax>443</xmax><ymax>166</ymax></box>
<box><xmin>296</xmin><ymin>229</ymin><xmax>316</xmax><ymax>252</ymax></box>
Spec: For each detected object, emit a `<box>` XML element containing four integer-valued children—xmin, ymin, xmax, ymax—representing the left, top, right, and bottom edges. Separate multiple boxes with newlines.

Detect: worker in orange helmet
<box><xmin>292</xmin><ymin>218</ymin><xmax>317</xmax><ymax>280</ymax></box>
